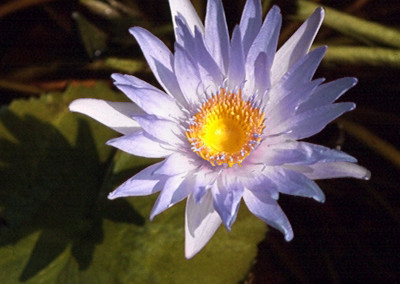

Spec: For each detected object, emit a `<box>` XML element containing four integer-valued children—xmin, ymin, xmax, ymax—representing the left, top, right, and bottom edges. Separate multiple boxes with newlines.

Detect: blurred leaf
<box><xmin>324</xmin><ymin>46</ymin><xmax>400</xmax><ymax>67</ymax></box>
<box><xmin>80</xmin><ymin>0</ymin><xmax>121</xmax><ymax>19</ymax></box>
<box><xmin>105</xmin><ymin>57</ymin><xmax>145</xmax><ymax>73</ymax></box>
<box><xmin>73</xmin><ymin>12</ymin><xmax>108</xmax><ymax>58</ymax></box>
<box><xmin>0</xmin><ymin>83</ymin><xmax>266</xmax><ymax>283</ymax></box>
<box><xmin>297</xmin><ymin>0</ymin><xmax>400</xmax><ymax>48</ymax></box>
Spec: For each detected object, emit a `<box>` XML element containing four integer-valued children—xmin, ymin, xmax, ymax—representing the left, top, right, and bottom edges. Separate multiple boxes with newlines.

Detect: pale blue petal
<box><xmin>129</xmin><ymin>27</ymin><xmax>187</xmax><ymax>105</ymax></box>
<box><xmin>150</xmin><ymin>174</ymin><xmax>190</xmax><ymax>219</ymax></box>
<box><xmin>269</xmin><ymin>46</ymin><xmax>327</xmax><ymax>101</ymax></box>
<box><xmin>297</xmin><ymin>77</ymin><xmax>358</xmax><ymax>113</ymax></box>
<box><xmin>192</xmin><ymin>169</ymin><xmax>217</xmax><ymax>204</ymax></box>
<box><xmin>108</xmin><ymin>162</ymin><xmax>165</xmax><ymax>199</ymax></box>
<box><xmin>239</xmin><ymin>0</ymin><xmax>262</xmax><ymax>56</ymax></box>
<box><xmin>69</xmin><ymin>99</ymin><xmax>141</xmax><ymax>135</ymax></box>
<box><xmin>212</xmin><ymin>178</ymin><xmax>244</xmax><ymax>230</ymax></box>
<box><xmin>227</xmin><ymin>26</ymin><xmax>245</xmax><ymax>90</ymax></box>
<box><xmin>252</xmin><ymin>141</ymin><xmax>356</xmax><ymax>166</ymax></box>
<box><xmin>252</xmin><ymin>52</ymin><xmax>272</xmax><ymax>95</ymax></box>
<box><xmin>271</xmin><ymin>7</ymin><xmax>325</xmax><ymax>85</ymax></box>
<box><xmin>113</xmin><ymin>83</ymin><xmax>184</xmax><ymax>120</ymax></box>
<box><xmin>185</xmin><ymin>191</ymin><xmax>222</xmax><ymax>259</ymax></box>
<box><xmin>205</xmin><ymin>0</ymin><xmax>230</xmax><ymax>74</ymax></box>
<box><xmin>111</xmin><ymin>73</ymin><xmax>156</xmax><ymax>89</ymax></box>
<box><xmin>175</xmin><ymin>18</ymin><xmax>224</xmax><ymax>93</ymax></box>
<box><xmin>243</xmin><ymin>189</ymin><xmax>293</xmax><ymax>241</ymax></box>
<box><xmin>132</xmin><ymin>114</ymin><xmax>183</xmax><ymax>146</ymax></box>
<box><xmin>245</xmin><ymin>6</ymin><xmax>281</xmax><ymax>92</ymax></box>
<box><xmin>174</xmin><ymin>44</ymin><xmax>203</xmax><ymax>105</ymax></box>
<box><xmin>266</xmin><ymin>79</ymin><xmax>324</xmax><ymax>126</ymax></box>
<box><xmin>154</xmin><ymin>153</ymin><xmax>197</xmax><ymax>176</ymax></box>
<box><xmin>301</xmin><ymin>162</ymin><xmax>371</xmax><ymax>180</ymax></box>
<box><xmin>266</xmin><ymin>167</ymin><xmax>325</xmax><ymax>202</ymax></box>
<box><xmin>192</xmin><ymin>28</ymin><xmax>224</xmax><ymax>91</ymax></box>
<box><xmin>169</xmin><ymin>0</ymin><xmax>204</xmax><ymax>40</ymax></box>
<box><xmin>107</xmin><ymin>131</ymin><xmax>172</xmax><ymax>158</ymax></box>
<box><xmin>270</xmin><ymin>102</ymin><xmax>355</xmax><ymax>140</ymax></box>
<box><xmin>243</xmin><ymin>173</ymin><xmax>279</xmax><ymax>200</ymax></box>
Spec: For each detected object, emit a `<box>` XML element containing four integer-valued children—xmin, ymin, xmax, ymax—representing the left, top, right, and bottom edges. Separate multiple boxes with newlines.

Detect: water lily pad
<box><xmin>0</xmin><ymin>83</ymin><xmax>266</xmax><ymax>283</ymax></box>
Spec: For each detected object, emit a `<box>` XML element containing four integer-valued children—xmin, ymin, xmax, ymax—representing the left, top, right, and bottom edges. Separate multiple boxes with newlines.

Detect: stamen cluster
<box><xmin>186</xmin><ymin>88</ymin><xmax>265</xmax><ymax>167</ymax></box>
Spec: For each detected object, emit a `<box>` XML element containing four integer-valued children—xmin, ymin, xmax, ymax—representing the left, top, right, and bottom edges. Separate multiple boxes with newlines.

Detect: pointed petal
<box><xmin>185</xmin><ymin>191</ymin><xmax>222</xmax><ymax>259</ymax></box>
<box><xmin>211</xmin><ymin>178</ymin><xmax>244</xmax><ymax>230</ymax></box>
<box><xmin>266</xmin><ymin>79</ymin><xmax>324</xmax><ymax>126</ymax></box>
<box><xmin>271</xmin><ymin>7</ymin><xmax>325</xmax><ymax>85</ymax></box>
<box><xmin>150</xmin><ymin>174</ymin><xmax>190</xmax><ymax>219</ymax></box>
<box><xmin>129</xmin><ymin>27</ymin><xmax>187</xmax><ymax>105</ymax></box>
<box><xmin>245</xmin><ymin>6</ymin><xmax>281</xmax><ymax>91</ymax></box>
<box><xmin>132</xmin><ymin>114</ymin><xmax>183</xmax><ymax>146</ymax></box>
<box><xmin>243</xmin><ymin>189</ymin><xmax>293</xmax><ymax>241</ymax></box>
<box><xmin>69</xmin><ymin>99</ymin><xmax>141</xmax><ymax>135</ymax></box>
<box><xmin>227</xmin><ymin>26</ymin><xmax>245</xmax><ymax>90</ymax></box>
<box><xmin>174</xmin><ymin>44</ymin><xmax>203</xmax><ymax>105</ymax></box>
<box><xmin>297</xmin><ymin>77</ymin><xmax>358</xmax><ymax>113</ymax></box>
<box><xmin>252</xmin><ymin>52</ymin><xmax>272</xmax><ymax>94</ymax></box>
<box><xmin>251</xmin><ymin>140</ymin><xmax>357</xmax><ymax>167</ymax></box>
<box><xmin>270</xmin><ymin>102</ymin><xmax>355</xmax><ymax>140</ymax></box>
<box><xmin>239</xmin><ymin>0</ymin><xmax>262</xmax><ymax>56</ymax></box>
<box><xmin>302</xmin><ymin>162</ymin><xmax>371</xmax><ymax>180</ymax></box>
<box><xmin>154</xmin><ymin>153</ymin><xmax>197</xmax><ymax>176</ymax></box>
<box><xmin>271</xmin><ymin>46</ymin><xmax>327</xmax><ymax>95</ymax></box>
<box><xmin>113</xmin><ymin>83</ymin><xmax>184</xmax><ymax>120</ymax></box>
<box><xmin>205</xmin><ymin>0</ymin><xmax>230</xmax><ymax>74</ymax></box>
<box><xmin>108</xmin><ymin>162</ymin><xmax>164</xmax><ymax>199</ymax></box>
<box><xmin>107</xmin><ymin>130</ymin><xmax>172</xmax><ymax>158</ymax></box>
<box><xmin>266</xmin><ymin>167</ymin><xmax>325</xmax><ymax>202</ymax></box>
<box><xmin>169</xmin><ymin>0</ymin><xmax>204</xmax><ymax>39</ymax></box>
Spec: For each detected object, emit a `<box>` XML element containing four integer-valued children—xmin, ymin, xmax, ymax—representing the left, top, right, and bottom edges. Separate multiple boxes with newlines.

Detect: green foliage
<box><xmin>0</xmin><ymin>84</ymin><xmax>266</xmax><ymax>283</ymax></box>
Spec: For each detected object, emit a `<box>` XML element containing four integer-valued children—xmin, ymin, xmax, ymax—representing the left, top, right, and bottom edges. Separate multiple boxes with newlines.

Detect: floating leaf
<box><xmin>0</xmin><ymin>83</ymin><xmax>266</xmax><ymax>283</ymax></box>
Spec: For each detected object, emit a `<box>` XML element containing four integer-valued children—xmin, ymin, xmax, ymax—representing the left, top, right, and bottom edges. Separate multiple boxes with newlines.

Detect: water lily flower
<box><xmin>69</xmin><ymin>0</ymin><xmax>370</xmax><ymax>258</ymax></box>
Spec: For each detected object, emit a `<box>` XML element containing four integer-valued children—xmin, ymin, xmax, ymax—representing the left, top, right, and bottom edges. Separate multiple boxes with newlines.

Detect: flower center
<box><xmin>186</xmin><ymin>88</ymin><xmax>265</xmax><ymax>167</ymax></box>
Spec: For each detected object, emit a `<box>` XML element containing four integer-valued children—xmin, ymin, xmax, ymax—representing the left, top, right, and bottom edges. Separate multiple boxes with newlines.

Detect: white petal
<box><xmin>185</xmin><ymin>191</ymin><xmax>222</xmax><ymax>259</ymax></box>
<box><xmin>107</xmin><ymin>131</ymin><xmax>172</xmax><ymax>158</ymax></box>
<box><xmin>69</xmin><ymin>99</ymin><xmax>141</xmax><ymax>135</ymax></box>
<box><xmin>108</xmin><ymin>162</ymin><xmax>164</xmax><ymax>199</ymax></box>
<box><xmin>243</xmin><ymin>189</ymin><xmax>293</xmax><ymax>241</ymax></box>
<box><xmin>271</xmin><ymin>7</ymin><xmax>325</xmax><ymax>85</ymax></box>
<box><xmin>169</xmin><ymin>0</ymin><xmax>204</xmax><ymax>38</ymax></box>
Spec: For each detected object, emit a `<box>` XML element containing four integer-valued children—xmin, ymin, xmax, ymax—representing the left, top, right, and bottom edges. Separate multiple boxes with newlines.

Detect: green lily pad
<box><xmin>0</xmin><ymin>83</ymin><xmax>266</xmax><ymax>283</ymax></box>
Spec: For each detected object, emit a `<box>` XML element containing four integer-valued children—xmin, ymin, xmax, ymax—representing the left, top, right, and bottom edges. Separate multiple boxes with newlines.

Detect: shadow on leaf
<box><xmin>0</xmin><ymin>110</ymin><xmax>144</xmax><ymax>281</ymax></box>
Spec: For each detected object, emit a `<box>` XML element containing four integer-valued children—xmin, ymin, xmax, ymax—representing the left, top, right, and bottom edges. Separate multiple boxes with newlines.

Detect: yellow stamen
<box><xmin>186</xmin><ymin>88</ymin><xmax>265</xmax><ymax>167</ymax></box>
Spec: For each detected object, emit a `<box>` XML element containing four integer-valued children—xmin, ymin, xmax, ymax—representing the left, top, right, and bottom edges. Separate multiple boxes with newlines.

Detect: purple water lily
<box><xmin>70</xmin><ymin>0</ymin><xmax>370</xmax><ymax>258</ymax></box>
